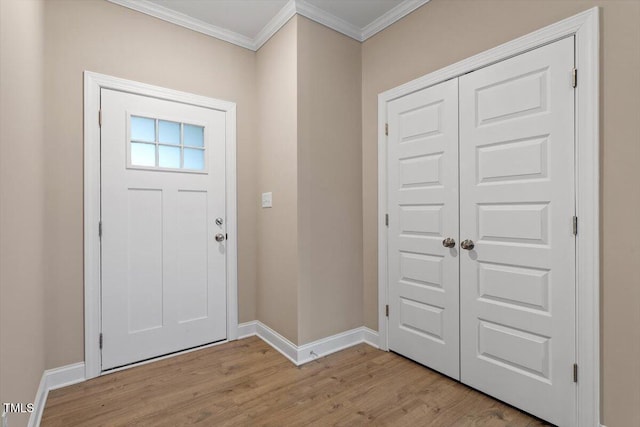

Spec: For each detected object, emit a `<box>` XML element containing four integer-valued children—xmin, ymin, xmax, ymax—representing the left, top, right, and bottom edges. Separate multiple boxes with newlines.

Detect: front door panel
<box><xmin>101</xmin><ymin>89</ymin><xmax>227</xmax><ymax>370</ymax></box>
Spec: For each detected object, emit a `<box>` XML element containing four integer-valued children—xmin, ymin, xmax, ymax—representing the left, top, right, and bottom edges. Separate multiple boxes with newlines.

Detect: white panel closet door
<box><xmin>387</xmin><ymin>79</ymin><xmax>460</xmax><ymax>379</ymax></box>
<box><xmin>459</xmin><ymin>37</ymin><xmax>576</xmax><ymax>426</ymax></box>
<box><xmin>101</xmin><ymin>89</ymin><xmax>227</xmax><ymax>370</ymax></box>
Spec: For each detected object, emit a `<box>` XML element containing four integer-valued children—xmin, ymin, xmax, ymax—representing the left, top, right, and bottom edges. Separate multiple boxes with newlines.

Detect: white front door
<box><xmin>459</xmin><ymin>37</ymin><xmax>576</xmax><ymax>426</ymax></box>
<box><xmin>100</xmin><ymin>89</ymin><xmax>227</xmax><ymax>370</ymax></box>
<box><xmin>387</xmin><ymin>79</ymin><xmax>460</xmax><ymax>379</ymax></box>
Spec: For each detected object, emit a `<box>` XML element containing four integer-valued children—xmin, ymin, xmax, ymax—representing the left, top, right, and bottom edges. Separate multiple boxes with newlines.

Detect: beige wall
<box><xmin>255</xmin><ymin>17</ymin><xmax>300</xmax><ymax>343</ymax></box>
<box><xmin>361</xmin><ymin>1</ymin><xmax>640</xmax><ymax>425</ymax></box>
<box><xmin>43</xmin><ymin>0</ymin><xmax>258</xmax><ymax>368</ymax></box>
<box><xmin>297</xmin><ymin>17</ymin><xmax>363</xmax><ymax>344</ymax></box>
<box><xmin>0</xmin><ymin>0</ymin><xmax>46</xmax><ymax>425</ymax></box>
<box><xmin>254</xmin><ymin>16</ymin><xmax>364</xmax><ymax>345</ymax></box>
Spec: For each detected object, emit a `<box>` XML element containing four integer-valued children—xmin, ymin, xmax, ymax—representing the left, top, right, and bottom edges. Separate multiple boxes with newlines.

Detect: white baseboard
<box><xmin>239</xmin><ymin>321</ymin><xmax>380</xmax><ymax>366</ymax></box>
<box><xmin>297</xmin><ymin>327</ymin><xmax>370</xmax><ymax>364</ymax></box>
<box><xmin>237</xmin><ymin>321</ymin><xmax>258</xmax><ymax>339</ymax></box>
<box><xmin>28</xmin><ymin>373</ymin><xmax>48</xmax><ymax>427</ymax></box>
<box><xmin>255</xmin><ymin>321</ymin><xmax>299</xmax><ymax>364</ymax></box>
<box><xmin>29</xmin><ymin>362</ymin><xmax>85</xmax><ymax>427</ymax></box>
<box><xmin>45</xmin><ymin>362</ymin><xmax>86</xmax><ymax>391</ymax></box>
<box><xmin>362</xmin><ymin>327</ymin><xmax>380</xmax><ymax>348</ymax></box>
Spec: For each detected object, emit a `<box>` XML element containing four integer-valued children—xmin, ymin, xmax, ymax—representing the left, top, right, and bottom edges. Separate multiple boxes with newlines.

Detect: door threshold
<box><xmin>101</xmin><ymin>338</ymin><xmax>228</xmax><ymax>376</ymax></box>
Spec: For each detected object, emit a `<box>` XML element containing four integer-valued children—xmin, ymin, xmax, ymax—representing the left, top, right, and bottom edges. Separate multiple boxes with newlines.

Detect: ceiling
<box><xmin>107</xmin><ymin>0</ymin><xmax>431</xmax><ymax>51</ymax></box>
<box><xmin>148</xmin><ymin>0</ymin><xmax>291</xmax><ymax>39</ymax></box>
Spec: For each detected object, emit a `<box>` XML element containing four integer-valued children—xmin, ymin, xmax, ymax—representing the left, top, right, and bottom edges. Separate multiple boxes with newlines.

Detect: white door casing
<box><xmin>459</xmin><ymin>36</ymin><xmax>576</xmax><ymax>426</ymax></box>
<box><xmin>100</xmin><ymin>89</ymin><xmax>227</xmax><ymax>370</ymax></box>
<box><xmin>386</xmin><ymin>79</ymin><xmax>460</xmax><ymax>379</ymax></box>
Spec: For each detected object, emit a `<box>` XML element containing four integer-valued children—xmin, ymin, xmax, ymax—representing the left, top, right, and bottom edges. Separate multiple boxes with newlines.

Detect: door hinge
<box><xmin>99</xmin><ymin>333</ymin><xmax>103</xmax><ymax>350</ymax></box>
<box><xmin>385</xmin><ymin>123</ymin><xmax>389</xmax><ymax>136</ymax></box>
<box><xmin>573</xmin><ymin>363</ymin><xmax>578</xmax><ymax>382</ymax></box>
<box><xmin>385</xmin><ymin>213</ymin><xmax>389</xmax><ymax>227</ymax></box>
<box><xmin>98</xmin><ymin>109</ymin><xmax>102</xmax><ymax>127</ymax></box>
<box><xmin>572</xmin><ymin>216</ymin><xmax>578</xmax><ymax>236</ymax></box>
<box><xmin>572</xmin><ymin>68</ymin><xmax>577</xmax><ymax>88</ymax></box>
<box><xmin>99</xmin><ymin>221</ymin><xmax>102</xmax><ymax>238</ymax></box>
<box><xmin>385</xmin><ymin>304</ymin><xmax>389</xmax><ymax>317</ymax></box>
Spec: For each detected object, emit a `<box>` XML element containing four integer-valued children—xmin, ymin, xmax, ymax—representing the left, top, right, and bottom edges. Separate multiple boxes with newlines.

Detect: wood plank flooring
<box><xmin>42</xmin><ymin>337</ymin><xmax>550</xmax><ymax>426</ymax></box>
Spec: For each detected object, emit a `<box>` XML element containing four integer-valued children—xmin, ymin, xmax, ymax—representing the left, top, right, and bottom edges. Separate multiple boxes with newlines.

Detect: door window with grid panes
<box><xmin>129</xmin><ymin>115</ymin><xmax>206</xmax><ymax>172</ymax></box>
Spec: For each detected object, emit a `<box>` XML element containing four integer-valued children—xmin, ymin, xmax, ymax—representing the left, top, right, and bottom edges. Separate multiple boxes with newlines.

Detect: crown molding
<box><xmin>361</xmin><ymin>0</ymin><xmax>431</xmax><ymax>40</ymax></box>
<box><xmin>106</xmin><ymin>0</ymin><xmax>431</xmax><ymax>51</ymax></box>
<box><xmin>295</xmin><ymin>0</ymin><xmax>362</xmax><ymax>41</ymax></box>
<box><xmin>252</xmin><ymin>0</ymin><xmax>297</xmax><ymax>50</ymax></box>
<box><xmin>107</xmin><ymin>0</ymin><xmax>255</xmax><ymax>50</ymax></box>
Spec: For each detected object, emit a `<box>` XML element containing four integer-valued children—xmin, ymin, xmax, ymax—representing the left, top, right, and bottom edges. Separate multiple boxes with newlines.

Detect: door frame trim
<box><xmin>83</xmin><ymin>71</ymin><xmax>238</xmax><ymax>380</ymax></box>
<box><xmin>377</xmin><ymin>8</ymin><xmax>599</xmax><ymax>426</ymax></box>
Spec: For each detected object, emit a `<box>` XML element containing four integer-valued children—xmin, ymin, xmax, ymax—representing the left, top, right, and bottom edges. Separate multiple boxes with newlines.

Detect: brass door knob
<box><xmin>460</xmin><ymin>239</ymin><xmax>475</xmax><ymax>250</ymax></box>
<box><xmin>442</xmin><ymin>238</ymin><xmax>456</xmax><ymax>248</ymax></box>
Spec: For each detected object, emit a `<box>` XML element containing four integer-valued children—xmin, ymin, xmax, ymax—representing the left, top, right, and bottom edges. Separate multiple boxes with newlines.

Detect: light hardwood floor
<box><xmin>42</xmin><ymin>336</ymin><xmax>550</xmax><ymax>426</ymax></box>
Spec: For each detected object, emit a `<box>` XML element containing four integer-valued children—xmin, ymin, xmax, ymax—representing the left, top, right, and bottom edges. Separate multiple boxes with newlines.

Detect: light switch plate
<box><xmin>261</xmin><ymin>192</ymin><xmax>272</xmax><ymax>208</ymax></box>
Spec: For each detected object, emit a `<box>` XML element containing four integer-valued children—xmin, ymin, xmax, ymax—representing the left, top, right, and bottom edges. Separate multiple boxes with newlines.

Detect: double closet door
<box><xmin>386</xmin><ymin>37</ymin><xmax>576</xmax><ymax>426</ymax></box>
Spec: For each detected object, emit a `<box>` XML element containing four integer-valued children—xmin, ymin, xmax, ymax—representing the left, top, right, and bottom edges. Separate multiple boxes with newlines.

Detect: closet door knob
<box><xmin>442</xmin><ymin>238</ymin><xmax>456</xmax><ymax>248</ymax></box>
<box><xmin>460</xmin><ymin>239</ymin><xmax>475</xmax><ymax>250</ymax></box>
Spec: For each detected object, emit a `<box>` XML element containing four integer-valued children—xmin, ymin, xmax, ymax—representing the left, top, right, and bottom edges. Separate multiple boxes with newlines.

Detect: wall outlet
<box><xmin>261</xmin><ymin>192</ymin><xmax>272</xmax><ymax>208</ymax></box>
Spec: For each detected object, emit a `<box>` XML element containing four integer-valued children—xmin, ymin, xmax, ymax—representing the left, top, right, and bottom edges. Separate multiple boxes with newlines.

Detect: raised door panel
<box><xmin>176</xmin><ymin>190</ymin><xmax>210</xmax><ymax>323</ymax></box>
<box><xmin>126</xmin><ymin>189</ymin><xmax>164</xmax><ymax>333</ymax></box>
